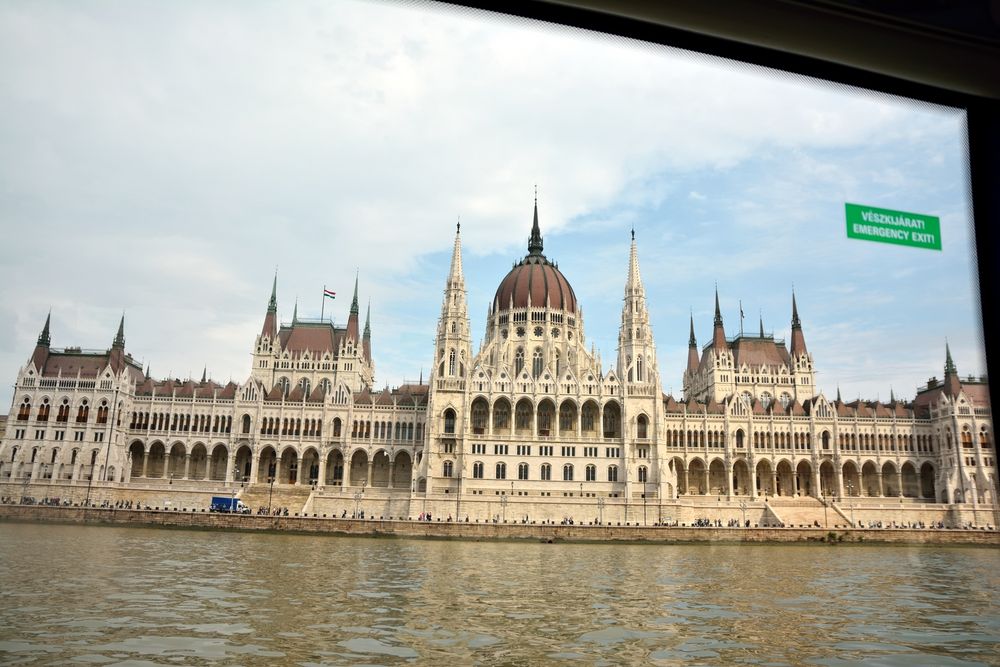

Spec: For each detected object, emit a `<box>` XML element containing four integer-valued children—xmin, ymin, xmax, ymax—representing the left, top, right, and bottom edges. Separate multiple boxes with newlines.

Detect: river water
<box><xmin>0</xmin><ymin>523</ymin><xmax>997</xmax><ymax>666</ymax></box>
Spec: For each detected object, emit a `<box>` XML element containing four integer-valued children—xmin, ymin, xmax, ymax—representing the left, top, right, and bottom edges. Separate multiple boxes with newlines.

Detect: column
<box><xmin>225</xmin><ymin>456</ymin><xmax>234</xmax><ymax>484</ymax></box>
<box><xmin>703</xmin><ymin>467</ymin><xmax>709</xmax><ymax>495</ymax></box>
<box><xmin>141</xmin><ymin>448</ymin><xmax>149</xmax><ymax>478</ymax></box>
<box><xmin>834</xmin><ymin>466</ymin><xmax>843</xmax><ymax>500</ymax></box>
<box><xmin>250</xmin><ymin>449</ymin><xmax>260</xmax><ymax>484</ymax></box>
<box><xmin>576</xmin><ymin>411</ymin><xmax>581</xmax><ymax>438</ymax></box>
<box><xmin>318</xmin><ymin>453</ymin><xmax>328</xmax><ymax>488</ymax></box>
<box><xmin>726</xmin><ymin>463</ymin><xmax>734</xmax><ymax>498</ymax></box>
<box><xmin>388</xmin><ymin>461</ymin><xmax>395</xmax><ymax>489</ymax></box>
<box><xmin>341</xmin><ymin>449</ymin><xmax>349</xmax><ymax>488</ymax></box>
<box><xmin>183</xmin><ymin>454</ymin><xmax>191</xmax><ymax>480</ymax></box>
<box><xmin>813</xmin><ymin>468</ymin><xmax>822</xmax><ymax>499</ymax></box>
<box><xmin>296</xmin><ymin>457</ymin><xmax>305</xmax><ymax>485</ymax></box>
<box><xmin>896</xmin><ymin>470</ymin><xmax>904</xmax><ymax>498</ymax></box>
<box><xmin>487</xmin><ymin>407</ymin><xmax>493</xmax><ymax>436</ymax></box>
<box><xmin>366</xmin><ymin>460</ymin><xmax>374</xmax><ymax>487</ymax></box>
<box><xmin>876</xmin><ymin>471</ymin><xmax>884</xmax><ymax>497</ymax></box>
<box><xmin>770</xmin><ymin>471</ymin><xmax>777</xmax><ymax>497</ymax></box>
<box><xmin>681</xmin><ymin>466</ymin><xmax>688</xmax><ymax>495</ymax></box>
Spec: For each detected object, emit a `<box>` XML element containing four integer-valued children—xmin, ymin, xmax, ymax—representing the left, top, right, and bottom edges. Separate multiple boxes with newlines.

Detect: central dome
<box><xmin>492</xmin><ymin>201</ymin><xmax>578</xmax><ymax>314</ymax></box>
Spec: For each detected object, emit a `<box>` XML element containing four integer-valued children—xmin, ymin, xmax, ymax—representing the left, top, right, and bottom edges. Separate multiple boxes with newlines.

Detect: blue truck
<box><xmin>210</xmin><ymin>496</ymin><xmax>250</xmax><ymax>513</ymax></box>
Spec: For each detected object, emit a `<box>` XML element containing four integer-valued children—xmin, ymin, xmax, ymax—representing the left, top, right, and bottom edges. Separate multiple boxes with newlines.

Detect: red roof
<box><xmin>493</xmin><ymin>257</ymin><xmax>577</xmax><ymax>313</ymax></box>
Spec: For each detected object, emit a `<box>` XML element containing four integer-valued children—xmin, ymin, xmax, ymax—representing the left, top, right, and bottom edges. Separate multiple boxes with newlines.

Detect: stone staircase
<box><xmin>238</xmin><ymin>483</ymin><xmax>313</xmax><ymax>515</ymax></box>
<box><xmin>765</xmin><ymin>497</ymin><xmax>844</xmax><ymax>528</ymax></box>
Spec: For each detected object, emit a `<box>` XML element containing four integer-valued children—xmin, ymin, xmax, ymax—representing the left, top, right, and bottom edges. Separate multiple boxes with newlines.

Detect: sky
<box><xmin>0</xmin><ymin>0</ymin><xmax>987</xmax><ymax>410</ymax></box>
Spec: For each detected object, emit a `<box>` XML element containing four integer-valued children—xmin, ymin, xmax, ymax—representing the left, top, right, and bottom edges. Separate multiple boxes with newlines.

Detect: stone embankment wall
<box><xmin>2</xmin><ymin>505</ymin><xmax>998</xmax><ymax>546</ymax></box>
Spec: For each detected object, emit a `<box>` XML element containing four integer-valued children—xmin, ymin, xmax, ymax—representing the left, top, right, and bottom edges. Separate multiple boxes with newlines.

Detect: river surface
<box><xmin>0</xmin><ymin>523</ymin><xmax>997</xmax><ymax>666</ymax></box>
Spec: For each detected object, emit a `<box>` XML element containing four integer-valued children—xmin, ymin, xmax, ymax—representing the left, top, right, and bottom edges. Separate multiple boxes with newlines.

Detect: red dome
<box><xmin>494</xmin><ymin>255</ymin><xmax>577</xmax><ymax>313</ymax></box>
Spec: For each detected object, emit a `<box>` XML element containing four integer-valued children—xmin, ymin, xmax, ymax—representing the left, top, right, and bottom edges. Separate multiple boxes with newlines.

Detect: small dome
<box><xmin>493</xmin><ymin>199</ymin><xmax>577</xmax><ymax>313</ymax></box>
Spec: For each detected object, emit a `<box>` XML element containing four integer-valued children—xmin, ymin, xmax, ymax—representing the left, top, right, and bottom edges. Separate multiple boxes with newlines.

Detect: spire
<box><xmin>836</xmin><ymin>385</ymin><xmax>842</xmax><ymax>402</ymax></box>
<box><xmin>201</xmin><ymin>366</ymin><xmax>207</xmax><ymax>383</ymax></box>
<box><xmin>447</xmin><ymin>220</ymin><xmax>464</xmax><ymax>288</ymax></box>
<box><xmin>687</xmin><ymin>312</ymin><xmax>700</xmax><ymax>373</ymax></box>
<box><xmin>292</xmin><ymin>298</ymin><xmax>298</xmax><ymax>324</ymax></box>
<box><xmin>527</xmin><ymin>188</ymin><xmax>543</xmax><ymax>256</ymax></box>
<box><xmin>350</xmin><ymin>271</ymin><xmax>359</xmax><ymax>315</ymax></box>
<box><xmin>38</xmin><ymin>311</ymin><xmax>51</xmax><ymax>347</ymax></box>
<box><xmin>31</xmin><ymin>312</ymin><xmax>52</xmax><ymax>370</ymax></box>
<box><xmin>364</xmin><ymin>300</ymin><xmax>371</xmax><ymax>338</ymax></box>
<box><xmin>113</xmin><ymin>314</ymin><xmax>125</xmax><ymax>349</ymax></box>
<box><xmin>626</xmin><ymin>229</ymin><xmax>642</xmax><ymax>292</ymax></box>
<box><xmin>347</xmin><ymin>273</ymin><xmax>360</xmax><ymax>341</ymax></box>
<box><xmin>945</xmin><ymin>341</ymin><xmax>957</xmax><ymax>376</ymax></box>
<box><xmin>145</xmin><ymin>364</ymin><xmax>150</xmax><ymax>379</ymax></box>
<box><xmin>789</xmin><ymin>291</ymin><xmax>807</xmax><ymax>355</ymax></box>
<box><xmin>759</xmin><ymin>312</ymin><xmax>765</xmax><ymax>338</ymax></box>
<box><xmin>268</xmin><ymin>272</ymin><xmax>277</xmax><ymax>313</ymax></box>
<box><xmin>890</xmin><ymin>386</ymin><xmax>895</xmax><ymax>403</ymax></box>
<box><xmin>261</xmin><ymin>275</ymin><xmax>278</xmax><ymax>339</ymax></box>
<box><xmin>712</xmin><ymin>287</ymin><xmax>727</xmax><ymax>350</ymax></box>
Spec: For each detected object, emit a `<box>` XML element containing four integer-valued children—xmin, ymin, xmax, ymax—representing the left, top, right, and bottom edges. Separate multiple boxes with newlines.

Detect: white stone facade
<box><xmin>0</xmin><ymin>206</ymin><xmax>994</xmax><ymax>525</ymax></box>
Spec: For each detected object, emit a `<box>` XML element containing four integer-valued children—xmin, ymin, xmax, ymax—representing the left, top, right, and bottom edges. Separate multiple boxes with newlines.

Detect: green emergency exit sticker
<box><xmin>845</xmin><ymin>203</ymin><xmax>941</xmax><ymax>250</ymax></box>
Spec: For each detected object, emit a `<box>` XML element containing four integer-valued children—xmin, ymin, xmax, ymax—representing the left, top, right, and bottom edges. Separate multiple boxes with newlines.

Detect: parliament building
<box><xmin>1</xmin><ymin>202</ymin><xmax>995</xmax><ymax>527</ymax></box>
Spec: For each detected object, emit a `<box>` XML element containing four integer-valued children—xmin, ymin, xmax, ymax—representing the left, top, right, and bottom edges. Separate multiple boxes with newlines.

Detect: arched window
<box><xmin>532</xmin><ymin>348</ymin><xmax>543</xmax><ymax>378</ymax></box>
<box><xmin>540</xmin><ymin>463</ymin><xmax>551</xmax><ymax>480</ymax></box>
<box><xmin>636</xmin><ymin>355</ymin><xmax>644</xmax><ymax>382</ymax></box>
<box><xmin>443</xmin><ymin>460</ymin><xmax>453</xmax><ymax>477</ymax></box>
<box><xmin>448</xmin><ymin>349</ymin><xmax>456</xmax><ymax>376</ymax></box>
<box><xmin>278</xmin><ymin>377</ymin><xmax>290</xmax><ymax>397</ymax></box>
<box><xmin>780</xmin><ymin>392</ymin><xmax>792</xmax><ymax>409</ymax></box>
<box><xmin>638</xmin><ymin>466</ymin><xmax>648</xmax><ymax>483</ymax></box>
<box><xmin>37</xmin><ymin>399</ymin><xmax>50</xmax><ymax>422</ymax></box>
<box><xmin>473</xmin><ymin>461</ymin><xmax>484</xmax><ymax>479</ymax></box>
<box><xmin>443</xmin><ymin>409</ymin><xmax>456</xmax><ymax>434</ymax></box>
<box><xmin>241</xmin><ymin>415</ymin><xmax>252</xmax><ymax>434</ymax></box>
<box><xmin>760</xmin><ymin>392</ymin><xmax>773</xmax><ymax>409</ymax></box>
<box><xmin>563</xmin><ymin>463</ymin><xmax>574</xmax><ymax>481</ymax></box>
<box><xmin>736</xmin><ymin>429</ymin><xmax>744</xmax><ymax>448</ymax></box>
<box><xmin>585</xmin><ymin>464</ymin><xmax>596</xmax><ymax>481</ymax></box>
<box><xmin>607</xmin><ymin>465</ymin><xmax>618</xmax><ymax>482</ymax></box>
<box><xmin>518</xmin><ymin>462</ymin><xmax>529</xmax><ymax>480</ymax></box>
<box><xmin>637</xmin><ymin>415</ymin><xmax>648</xmax><ymax>439</ymax></box>
<box><xmin>299</xmin><ymin>378</ymin><xmax>311</xmax><ymax>396</ymax></box>
<box><xmin>554</xmin><ymin>350</ymin><xmax>561</xmax><ymax>376</ymax></box>
<box><xmin>17</xmin><ymin>398</ymin><xmax>31</xmax><ymax>421</ymax></box>
<box><xmin>495</xmin><ymin>462</ymin><xmax>506</xmax><ymax>479</ymax></box>
<box><xmin>514</xmin><ymin>348</ymin><xmax>525</xmax><ymax>376</ymax></box>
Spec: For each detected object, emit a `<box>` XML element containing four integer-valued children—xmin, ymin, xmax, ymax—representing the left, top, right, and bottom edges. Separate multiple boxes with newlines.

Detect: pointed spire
<box><xmin>712</xmin><ymin>286</ymin><xmax>727</xmax><ymax>350</ymax></box>
<box><xmin>292</xmin><ymin>298</ymin><xmax>298</xmax><ymax>324</ymax></box>
<box><xmin>626</xmin><ymin>228</ymin><xmax>643</xmax><ymax>291</ymax></box>
<box><xmin>268</xmin><ymin>271</ymin><xmax>277</xmax><ymax>313</ymax></box>
<box><xmin>201</xmin><ymin>366</ymin><xmax>207</xmax><ymax>383</ymax></box>
<box><xmin>789</xmin><ymin>290</ymin><xmax>808</xmax><ymax>355</ymax></box>
<box><xmin>363</xmin><ymin>300</ymin><xmax>371</xmax><ymax>338</ymax></box>
<box><xmin>145</xmin><ymin>364</ymin><xmax>150</xmax><ymax>379</ymax></box>
<box><xmin>836</xmin><ymin>385</ymin><xmax>842</xmax><ymax>402</ymax></box>
<box><xmin>350</xmin><ymin>271</ymin><xmax>359</xmax><ymax>315</ymax></box>
<box><xmin>527</xmin><ymin>188</ymin><xmax>543</xmax><ymax>256</ymax></box>
<box><xmin>890</xmin><ymin>386</ymin><xmax>895</xmax><ymax>403</ymax></box>
<box><xmin>759</xmin><ymin>313</ymin><xmax>765</xmax><ymax>338</ymax></box>
<box><xmin>113</xmin><ymin>313</ymin><xmax>125</xmax><ymax>348</ymax></box>
<box><xmin>687</xmin><ymin>312</ymin><xmax>700</xmax><ymax>374</ymax></box>
<box><xmin>38</xmin><ymin>311</ymin><xmax>51</xmax><ymax>347</ymax></box>
<box><xmin>447</xmin><ymin>219</ymin><xmax>464</xmax><ymax>287</ymax></box>
<box><xmin>945</xmin><ymin>341</ymin><xmax>957</xmax><ymax>376</ymax></box>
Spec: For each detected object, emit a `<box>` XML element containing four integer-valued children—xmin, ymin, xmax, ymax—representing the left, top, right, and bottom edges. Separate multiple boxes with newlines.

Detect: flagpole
<box><xmin>321</xmin><ymin>284</ymin><xmax>325</xmax><ymax>321</ymax></box>
<box><xmin>739</xmin><ymin>299</ymin><xmax>744</xmax><ymax>336</ymax></box>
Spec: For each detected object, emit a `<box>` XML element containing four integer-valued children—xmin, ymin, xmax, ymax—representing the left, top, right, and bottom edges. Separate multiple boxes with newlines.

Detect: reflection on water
<box><xmin>0</xmin><ymin>523</ymin><xmax>997</xmax><ymax>665</ymax></box>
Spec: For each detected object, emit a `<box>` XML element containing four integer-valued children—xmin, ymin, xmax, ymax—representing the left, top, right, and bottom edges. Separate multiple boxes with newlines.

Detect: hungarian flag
<box><xmin>324</xmin><ymin>289</ymin><xmax>336</xmax><ymax>300</ymax></box>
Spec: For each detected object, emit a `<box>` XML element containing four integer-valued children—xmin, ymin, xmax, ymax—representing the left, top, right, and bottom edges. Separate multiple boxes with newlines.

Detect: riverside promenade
<box><xmin>2</xmin><ymin>504</ymin><xmax>998</xmax><ymax>546</ymax></box>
